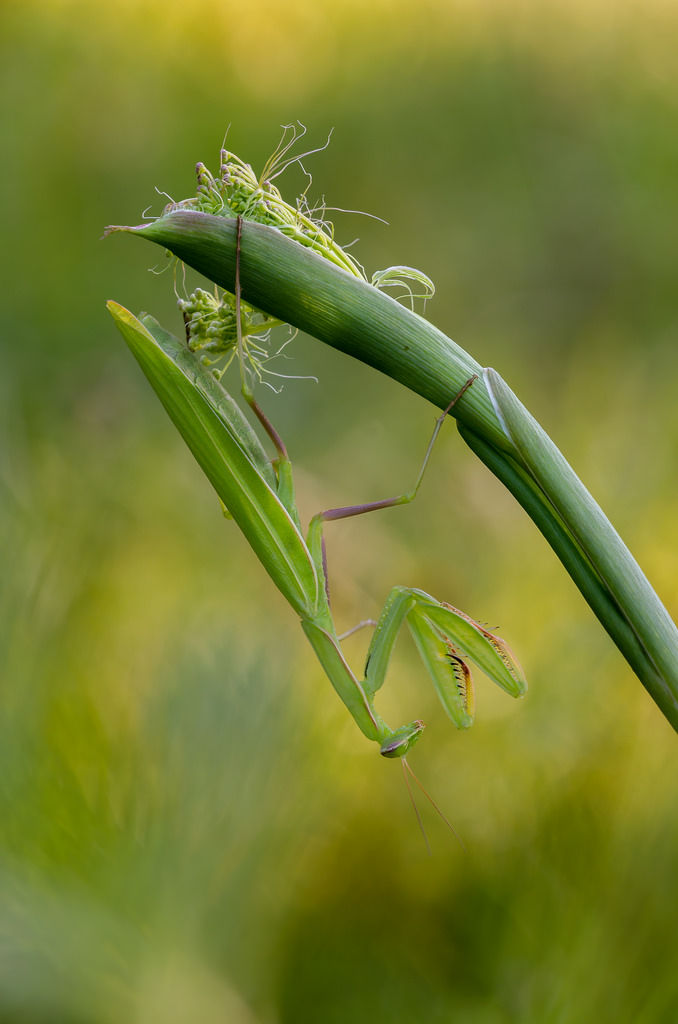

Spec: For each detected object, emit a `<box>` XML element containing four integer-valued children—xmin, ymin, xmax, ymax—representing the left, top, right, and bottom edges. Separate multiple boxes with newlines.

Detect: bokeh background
<box><xmin>2</xmin><ymin>1</ymin><xmax>678</xmax><ymax>1020</ymax></box>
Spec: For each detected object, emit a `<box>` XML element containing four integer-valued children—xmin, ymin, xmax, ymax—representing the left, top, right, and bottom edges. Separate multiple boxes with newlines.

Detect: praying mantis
<box><xmin>107</xmin><ymin>217</ymin><xmax>526</xmax><ymax>767</ymax></box>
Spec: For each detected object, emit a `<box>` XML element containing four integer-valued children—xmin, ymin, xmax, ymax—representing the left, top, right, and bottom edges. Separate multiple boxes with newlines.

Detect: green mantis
<box><xmin>107</xmin><ymin>219</ymin><xmax>526</xmax><ymax>764</ymax></box>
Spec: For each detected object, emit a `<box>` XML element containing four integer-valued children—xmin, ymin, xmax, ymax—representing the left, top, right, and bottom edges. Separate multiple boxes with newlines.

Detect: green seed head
<box><xmin>177</xmin><ymin>287</ymin><xmax>282</xmax><ymax>384</ymax></box>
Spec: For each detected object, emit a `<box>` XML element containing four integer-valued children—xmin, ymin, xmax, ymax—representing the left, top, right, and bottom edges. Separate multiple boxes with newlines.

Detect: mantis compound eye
<box><xmin>379</xmin><ymin>720</ymin><xmax>426</xmax><ymax>759</ymax></box>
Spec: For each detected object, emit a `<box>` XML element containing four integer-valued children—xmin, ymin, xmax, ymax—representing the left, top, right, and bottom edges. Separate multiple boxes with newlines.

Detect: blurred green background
<box><xmin>2</xmin><ymin>0</ymin><xmax>678</xmax><ymax>1020</ymax></box>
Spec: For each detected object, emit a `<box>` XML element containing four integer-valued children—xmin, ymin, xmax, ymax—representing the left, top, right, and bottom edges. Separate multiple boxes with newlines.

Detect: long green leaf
<box><xmin>107</xmin><ymin>301</ymin><xmax>319</xmax><ymax>619</ymax></box>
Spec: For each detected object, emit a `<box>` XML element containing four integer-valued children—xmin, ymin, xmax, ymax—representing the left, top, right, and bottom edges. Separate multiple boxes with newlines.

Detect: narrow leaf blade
<box><xmin>107</xmin><ymin>301</ymin><xmax>318</xmax><ymax>617</ymax></box>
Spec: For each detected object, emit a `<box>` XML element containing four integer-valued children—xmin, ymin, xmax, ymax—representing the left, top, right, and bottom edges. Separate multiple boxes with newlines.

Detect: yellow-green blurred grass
<box><xmin>2</xmin><ymin>0</ymin><xmax>678</xmax><ymax>1019</ymax></box>
<box><xmin>2</xmin><ymin>367</ymin><xmax>677</xmax><ymax>1022</ymax></box>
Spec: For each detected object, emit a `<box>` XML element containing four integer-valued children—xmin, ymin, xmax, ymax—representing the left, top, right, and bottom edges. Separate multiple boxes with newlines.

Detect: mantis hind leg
<box><xmin>305</xmin><ymin>376</ymin><xmax>478</xmax><ymax>597</ymax></box>
<box><xmin>315</xmin><ymin>375</ymin><xmax>478</xmax><ymax>527</ymax></box>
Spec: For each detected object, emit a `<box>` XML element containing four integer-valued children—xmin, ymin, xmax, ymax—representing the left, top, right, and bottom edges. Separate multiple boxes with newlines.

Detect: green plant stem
<box><xmin>106</xmin><ymin>211</ymin><xmax>678</xmax><ymax>730</ymax></box>
<box><xmin>459</xmin><ymin>424</ymin><xmax>672</xmax><ymax>712</ymax></box>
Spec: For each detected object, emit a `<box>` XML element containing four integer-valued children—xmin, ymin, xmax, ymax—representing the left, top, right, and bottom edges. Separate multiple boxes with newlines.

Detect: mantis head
<box><xmin>379</xmin><ymin>720</ymin><xmax>426</xmax><ymax>759</ymax></box>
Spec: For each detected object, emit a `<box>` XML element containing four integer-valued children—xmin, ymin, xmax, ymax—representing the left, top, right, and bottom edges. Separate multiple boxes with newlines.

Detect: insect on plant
<box><xmin>108</xmin><ymin>215</ymin><xmax>526</xmax><ymax>819</ymax></box>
